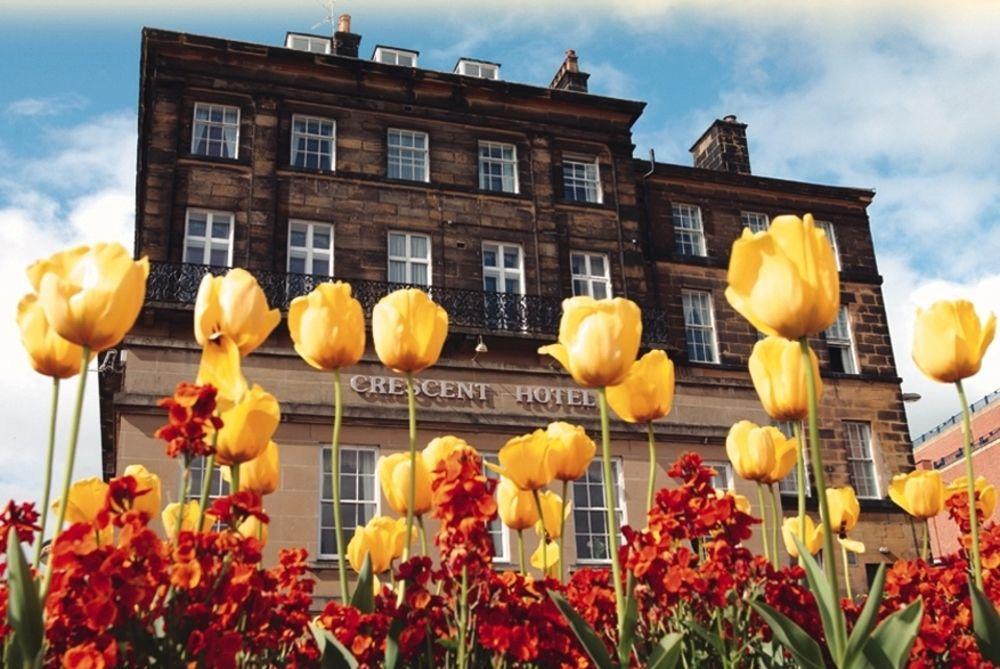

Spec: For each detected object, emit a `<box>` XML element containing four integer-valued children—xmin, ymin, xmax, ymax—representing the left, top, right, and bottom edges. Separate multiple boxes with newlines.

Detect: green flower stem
<box><xmin>646</xmin><ymin>422</ymin><xmax>657</xmax><ymax>515</ymax></box>
<box><xmin>921</xmin><ymin>522</ymin><xmax>930</xmax><ymax>562</ymax></box>
<box><xmin>417</xmin><ymin>515</ymin><xmax>428</xmax><ymax>556</ymax></box>
<box><xmin>769</xmin><ymin>484</ymin><xmax>782</xmax><ymax>569</ymax></box>
<box><xmin>456</xmin><ymin>564</ymin><xmax>470</xmax><ymax>669</ymax></box>
<box><xmin>792</xmin><ymin>421</ymin><xmax>807</xmax><ymax>567</ymax></box>
<box><xmin>532</xmin><ymin>488</ymin><xmax>548</xmax><ymax>574</ymax></box>
<box><xmin>518</xmin><ymin>529</ymin><xmax>526</xmax><ymax>575</ymax></box>
<box><xmin>559</xmin><ymin>479</ymin><xmax>568</xmax><ymax>583</ymax></box>
<box><xmin>41</xmin><ymin>345</ymin><xmax>90</xmax><ymax>603</ymax></box>
<box><xmin>229</xmin><ymin>463</ymin><xmax>240</xmax><ymax>495</ymax></box>
<box><xmin>841</xmin><ymin>543</ymin><xmax>853</xmax><ymax>600</ymax></box>
<box><xmin>195</xmin><ymin>450</ymin><xmax>216</xmax><ymax>531</ymax></box>
<box><xmin>331</xmin><ymin>369</ymin><xmax>349</xmax><ymax>603</ymax></box>
<box><xmin>597</xmin><ymin>388</ymin><xmax>626</xmax><ymax>636</ymax></box>
<box><xmin>175</xmin><ymin>455</ymin><xmax>191</xmax><ymax>540</ymax></box>
<box><xmin>397</xmin><ymin>373</ymin><xmax>418</xmax><ymax>607</ymax></box>
<box><xmin>33</xmin><ymin>377</ymin><xmax>60</xmax><ymax>568</ymax></box>
<box><xmin>757</xmin><ymin>483</ymin><xmax>771</xmax><ymax>563</ymax></box>
<box><xmin>957</xmin><ymin>379</ymin><xmax>983</xmax><ymax>590</ymax></box>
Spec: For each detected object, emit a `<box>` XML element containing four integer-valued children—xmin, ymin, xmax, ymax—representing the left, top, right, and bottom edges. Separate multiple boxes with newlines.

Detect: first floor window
<box><xmin>320</xmin><ymin>447</ymin><xmax>378</xmax><ymax>557</ymax></box>
<box><xmin>482</xmin><ymin>454</ymin><xmax>512</xmax><ymax>563</ymax></box>
<box><xmin>845</xmin><ymin>422</ymin><xmax>879</xmax><ymax>499</ymax></box>
<box><xmin>388</xmin><ymin>231</ymin><xmax>431</xmax><ymax>285</ymax></box>
<box><xmin>816</xmin><ymin>220</ymin><xmax>841</xmax><ymax>270</ymax></box>
<box><xmin>825</xmin><ymin>306</ymin><xmax>858</xmax><ymax>374</ymax></box>
<box><xmin>572</xmin><ymin>459</ymin><xmax>626</xmax><ymax>563</ymax></box>
<box><xmin>387</xmin><ymin>129</ymin><xmax>429</xmax><ymax>182</ymax></box>
<box><xmin>705</xmin><ymin>461</ymin><xmax>734</xmax><ymax>491</ymax></box>
<box><xmin>478</xmin><ymin>141</ymin><xmax>517</xmax><ymax>193</ymax></box>
<box><xmin>682</xmin><ymin>290</ymin><xmax>718</xmax><ymax>363</ymax></box>
<box><xmin>288</xmin><ymin>220</ymin><xmax>334</xmax><ymax>276</ymax></box>
<box><xmin>191</xmin><ymin>102</ymin><xmax>239</xmax><ymax>159</ymax></box>
<box><xmin>741</xmin><ymin>211</ymin><xmax>769</xmax><ymax>233</ymax></box>
<box><xmin>570</xmin><ymin>252</ymin><xmax>612</xmax><ymax>299</ymax></box>
<box><xmin>183</xmin><ymin>209</ymin><xmax>233</xmax><ymax>267</ymax></box>
<box><xmin>672</xmin><ymin>203</ymin><xmax>707</xmax><ymax>256</ymax></box>
<box><xmin>562</xmin><ymin>158</ymin><xmax>601</xmax><ymax>203</ymax></box>
<box><xmin>482</xmin><ymin>242</ymin><xmax>524</xmax><ymax>294</ymax></box>
<box><xmin>291</xmin><ymin>115</ymin><xmax>335</xmax><ymax>171</ymax></box>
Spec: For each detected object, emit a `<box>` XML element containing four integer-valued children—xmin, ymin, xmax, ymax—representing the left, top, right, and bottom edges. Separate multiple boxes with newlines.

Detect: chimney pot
<box><xmin>550</xmin><ymin>49</ymin><xmax>589</xmax><ymax>93</ymax></box>
<box><xmin>689</xmin><ymin>116</ymin><xmax>751</xmax><ymax>175</ymax></box>
<box><xmin>337</xmin><ymin>14</ymin><xmax>351</xmax><ymax>33</ymax></box>
<box><xmin>332</xmin><ymin>14</ymin><xmax>361</xmax><ymax>58</ymax></box>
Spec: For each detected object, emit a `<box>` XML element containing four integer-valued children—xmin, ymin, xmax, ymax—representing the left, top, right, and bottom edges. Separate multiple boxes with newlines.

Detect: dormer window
<box><xmin>285</xmin><ymin>33</ymin><xmax>331</xmax><ymax>54</ymax></box>
<box><xmin>373</xmin><ymin>46</ymin><xmax>418</xmax><ymax>67</ymax></box>
<box><xmin>455</xmin><ymin>58</ymin><xmax>500</xmax><ymax>80</ymax></box>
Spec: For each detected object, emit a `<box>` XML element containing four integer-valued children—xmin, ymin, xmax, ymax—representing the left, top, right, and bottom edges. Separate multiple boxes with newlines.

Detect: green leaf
<box><xmin>384</xmin><ymin>618</ymin><xmax>405</xmax><ymax>669</ymax></box>
<box><xmin>349</xmin><ymin>553</ymin><xmax>374</xmax><ymax>614</ymax></box>
<box><xmin>548</xmin><ymin>591</ymin><xmax>614</xmax><ymax>668</ymax></box>
<box><xmin>686</xmin><ymin>620</ymin><xmax>726</xmax><ymax>659</ymax></box>
<box><xmin>861</xmin><ymin>598</ymin><xmax>923</xmax><ymax>669</ymax></box>
<box><xmin>794</xmin><ymin>535</ymin><xmax>845</xmax><ymax>660</ymax></box>
<box><xmin>645</xmin><ymin>632</ymin><xmax>683</xmax><ymax>669</ymax></box>
<box><xmin>617</xmin><ymin>578</ymin><xmax>639</xmax><ymax>664</ymax></box>
<box><xmin>6</xmin><ymin>527</ymin><xmax>43</xmax><ymax>664</ymax></box>
<box><xmin>749</xmin><ymin>600</ymin><xmax>826</xmax><ymax>669</ymax></box>
<box><xmin>969</xmin><ymin>579</ymin><xmax>1000</xmax><ymax>664</ymax></box>
<box><xmin>844</xmin><ymin>563</ymin><xmax>886</xmax><ymax>667</ymax></box>
<box><xmin>309</xmin><ymin>621</ymin><xmax>360</xmax><ymax>669</ymax></box>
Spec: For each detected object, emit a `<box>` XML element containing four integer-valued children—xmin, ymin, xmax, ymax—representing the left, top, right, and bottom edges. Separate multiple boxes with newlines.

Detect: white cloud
<box><xmin>6</xmin><ymin>94</ymin><xmax>88</xmax><ymax>118</ymax></box>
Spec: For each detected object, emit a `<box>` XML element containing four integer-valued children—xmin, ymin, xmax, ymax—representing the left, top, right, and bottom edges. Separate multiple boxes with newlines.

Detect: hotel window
<box><xmin>187</xmin><ymin>457</ymin><xmax>226</xmax><ymax>529</ymax></box>
<box><xmin>183</xmin><ymin>209</ymin><xmax>233</xmax><ymax>267</ymax></box>
<box><xmin>570</xmin><ymin>252</ymin><xmax>612</xmax><ymax>299</ymax></box>
<box><xmin>290</xmin><ymin>115</ymin><xmax>336</xmax><ymax>171</ymax></box>
<box><xmin>478</xmin><ymin>141</ymin><xmax>518</xmax><ymax>193</ymax></box>
<box><xmin>844</xmin><ymin>422</ymin><xmax>879</xmax><ymax>499</ymax></box>
<box><xmin>191</xmin><ymin>102</ymin><xmax>239</xmax><ymax>159</ymax></box>
<box><xmin>457</xmin><ymin>59</ymin><xmax>500</xmax><ymax>79</ymax></box>
<box><xmin>682</xmin><ymin>290</ymin><xmax>719</xmax><ymax>364</ymax></box>
<box><xmin>572</xmin><ymin>459</ymin><xmax>626</xmax><ymax>563</ymax></box>
<box><xmin>388</xmin><ymin>231</ymin><xmax>431</xmax><ymax>285</ymax></box>
<box><xmin>285</xmin><ymin>34</ymin><xmax>331</xmax><ymax>53</ymax></box>
<box><xmin>562</xmin><ymin>157</ymin><xmax>601</xmax><ymax>204</ymax></box>
<box><xmin>287</xmin><ymin>221</ymin><xmax>334</xmax><ymax>276</ymax></box>
<box><xmin>320</xmin><ymin>446</ymin><xmax>378</xmax><ymax>558</ymax></box>
<box><xmin>672</xmin><ymin>203</ymin><xmax>707</xmax><ymax>256</ymax></box>
<box><xmin>705</xmin><ymin>461</ymin><xmax>734</xmax><ymax>491</ymax></box>
<box><xmin>482</xmin><ymin>243</ymin><xmax>524</xmax><ymax>295</ymax></box>
<box><xmin>741</xmin><ymin>211</ymin><xmax>769</xmax><ymax>233</ymax></box>
<box><xmin>825</xmin><ymin>306</ymin><xmax>858</xmax><ymax>374</ymax></box>
<box><xmin>816</xmin><ymin>220</ymin><xmax>841</xmax><ymax>270</ymax></box>
<box><xmin>482</xmin><ymin>454</ymin><xmax>512</xmax><ymax>563</ymax></box>
<box><xmin>387</xmin><ymin>129</ymin><xmax>429</xmax><ymax>182</ymax></box>
<box><xmin>374</xmin><ymin>47</ymin><xmax>418</xmax><ymax>67</ymax></box>
<box><xmin>776</xmin><ymin>421</ymin><xmax>811</xmax><ymax>496</ymax></box>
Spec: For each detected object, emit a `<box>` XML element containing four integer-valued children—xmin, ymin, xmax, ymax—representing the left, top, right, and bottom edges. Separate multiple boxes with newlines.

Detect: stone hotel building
<box><xmin>99</xmin><ymin>17</ymin><xmax>919</xmax><ymax>601</ymax></box>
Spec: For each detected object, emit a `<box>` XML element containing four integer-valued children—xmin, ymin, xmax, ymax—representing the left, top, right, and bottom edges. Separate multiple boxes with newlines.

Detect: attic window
<box><xmin>456</xmin><ymin>59</ymin><xmax>500</xmax><ymax>80</ymax></box>
<box><xmin>374</xmin><ymin>46</ymin><xmax>418</xmax><ymax>67</ymax></box>
<box><xmin>285</xmin><ymin>34</ymin><xmax>331</xmax><ymax>54</ymax></box>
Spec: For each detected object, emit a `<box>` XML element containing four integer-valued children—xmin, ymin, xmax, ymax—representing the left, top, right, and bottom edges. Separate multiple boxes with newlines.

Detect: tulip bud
<box><xmin>347</xmin><ymin>516</ymin><xmax>409</xmax><ymax>574</ymax></box>
<box><xmin>888</xmin><ymin>470</ymin><xmax>944</xmax><ymax>519</ymax></box>
<box><xmin>214</xmin><ymin>384</ymin><xmax>280</xmax><ymax>466</ymax></box>
<box><xmin>194</xmin><ymin>268</ymin><xmax>280</xmax><ymax>357</ymax></box>
<box><xmin>53</xmin><ymin>477</ymin><xmax>108</xmax><ymax>526</ymax></box>
<box><xmin>826</xmin><ymin>486</ymin><xmax>860</xmax><ymax>535</ymax></box>
<box><xmin>288</xmin><ymin>282</ymin><xmax>366</xmax><ymax>371</ymax></box>
<box><xmin>726</xmin><ymin>421</ymin><xmax>797</xmax><ymax>485</ymax></box>
<box><xmin>544</xmin><ymin>422</ymin><xmax>595</xmax><ymax>482</ymax></box>
<box><xmin>534</xmin><ymin>490</ymin><xmax>569</xmax><ymax>540</ymax></box>
<box><xmin>238</xmin><ymin>515</ymin><xmax>269</xmax><ymax>545</ymax></box>
<box><xmin>123</xmin><ymin>464</ymin><xmax>162</xmax><ymax>519</ymax></box>
<box><xmin>782</xmin><ymin>514</ymin><xmax>824</xmax><ymax>557</ymax></box>
<box><xmin>912</xmin><ymin>299</ymin><xmax>995</xmax><ymax>383</ymax></box>
<box><xmin>606</xmin><ymin>349</ymin><xmax>675</xmax><ymax>424</ymax></box>
<box><xmin>748</xmin><ymin>336</ymin><xmax>822</xmax><ymax>422</ymax></box>
<box><xmin>488</xmin><ymin>430</ymin><xmax>554</xmax><ymax>491</ymax></box>
<box><xmin>228</xmin><ymin>440</ymin><xmax>280</xmax><ymax>496</ymax></box>
<box><xmin>378</xmin><ymin>453</ymin><xmax>432</xmax><ymax>516</ymax></box>
<box><xmin>162</xmin><ymin>501</ymin><xmax>215</xmax><ymax>540</ymax></box>
<box><xmin>16</xmin><ymin>294</ymin><xmax>89</xmax><ymax>379</ymax></box>
<box><xmin>530</xmin><ymin>540</ymin><xmax>560</xmax><ymax>578</ymax></box>
<box><xmin>496</xmin><ymin>478</ymin><xmax>539</xmax><ymax>531</ymax></box>
<box><xmin>372</xmin><ymin>288</ymin><xmax>448</xmax><ymax>374</ymax></box>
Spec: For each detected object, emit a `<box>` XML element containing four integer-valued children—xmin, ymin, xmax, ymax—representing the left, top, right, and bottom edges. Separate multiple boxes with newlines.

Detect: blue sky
<box><xmin>1</xmin><ymin>0</ymin><xmax>999</xmax><ymax>501</ymax></box>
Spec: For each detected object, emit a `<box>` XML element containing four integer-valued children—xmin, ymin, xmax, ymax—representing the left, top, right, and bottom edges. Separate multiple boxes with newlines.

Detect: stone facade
<box><xmin>101</xmin><ymin>25</ymin><xmax>918</xmax><ymax>603</ymax></box>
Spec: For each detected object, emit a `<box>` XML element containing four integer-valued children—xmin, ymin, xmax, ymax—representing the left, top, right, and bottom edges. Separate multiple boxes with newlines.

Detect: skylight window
<box><xmin>373</xmin><ymin>46</ymin><xmax>418</xmax><ymax>67</ymax></box>
<box><xmin>455</xmin><ymin>58</ymin><xmax>500</xmax><ymax>80</ymax></box>
<box><xmin>285</xmin><ymin>34</ymin><xmax>331</xmax><ymax>54</ymax></box>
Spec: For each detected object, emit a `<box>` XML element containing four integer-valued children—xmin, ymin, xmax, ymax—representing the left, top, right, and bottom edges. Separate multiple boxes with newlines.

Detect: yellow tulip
<box><xmin>224</xmin><ymin>440</ymin><xmax>280</xmax><ymax>496</ymax></box>
<box><xmin>162</xmin><ymin>501</ymin><xmax>215</xmax><ymax>540</ymax></box>
<box><xmin>545</xmin><ymin>422</ymin><xmax>596</xmax><ymax>481</ymax></box>
<box><xmin>347</xmin><ymin>516</ymin><xmax>408</xmax><ymax>574</ymax></box>
<box><xmin>606</xmin><ymin>350</ymin><xmax>675</xmax><ymax>424</ymax></box>
<box><xmin>946</xmin><ymin>476</ymin><xmax>997</xmax><ymax>520</ymax></box>
<box><xmin>535</xmin><ymin>490</ymin><xmax>570</xmax><ymax>540</ymax></box>
<box><xmin>28</xmin><ymin>243</ymin><xmax>149</xmax><ymax>352</ymax></box>
<box><xmin>912</xmin><ymin>299</ymin><xmax>996</xmax><ymax>383</ymax></box>
<box><xmin>214</xmin><ymin>384</ymin><xmax>280</xmax><ymax>466</ymax></box>
<box><xmin>530</xmin><ymin>540</ymin><xmax>560</xmax><ymax>578</ymax></box>
<box><xmin>725</xmin><ymin>214</ymin><xmax>840</xmax><ymax>340</ymax></box>
<box><xmin>372</xmin><ymin>288</ymin><xmax>448</xmax><ymax>374</ymax></box>
<box><xmin>53</xmin><ymin>477</ymin><xmax>108</xmax><ymax>526</ymax></box>
<box><xmin>16</xmin><ymin>294</ymin><xmax>89</xmax><ymax>379</ymax></box>
<box><xmin>726</xmin><ymin>421</ymin><xmax>797</xmax><ymax>485</ymax></box>
<box><xmin>826</xmin><ymin>486</ymin><xmax>860</xmax><ymax>535</ymax></box>
<box><xmin>488</xmin><ymin>430</ymin><xmax>554</xmax><ymax>491</ymax></box>
<box><xmin>888</xmin><ymin>470</ymin><xmax>944</xmax><ymax>519</ymax></box>
<box><xmin>838</xmin><ymin>537</ymin><xmax>866</xmax><ymax>554</ymax></box>
<box><xmin>496</xmin><ymin>478</ymin><xmax>539</xmax><ymax>531</ymax></box>
<box><xmin>196</xmin><ymin>334</ymin><xmax>247</xmax><ymax>406</ymax></box>
<box><xmin>715</xmin><ymin>489</ymin><xmax>751</xmax><ymax>514</ymax></box>
<box><xmin>122</xmin><ymin>464</ymin><xmax>162</xmax><ymax>518</ymax></box>
<box><xmin>238</xmin><ymin>515</ymin><xmax>269</xmax><ymax>545</ymax></box>
<box><xmin>194</xmin><ymin>268</ymin><xmax>280</xmax><ymax>357</ymax></box>
<box><xmin>423</xmin><ymin>436</ymin><xmax>475</xmax><ymax>474</ymax></box>
<box><xmin>288</xmin><ymin>282</ymin><xmax>366</xmax><ymax>371</ymax></box>
<box><xmin>782</xmin><ymin>514</ymin><xmax>824</xmax><ymax>557</ymax></box>
<box><xmin>378</xmin><ymin>452</ymin><xmax>432</xmax><ymax>516</ymax></box>
<box><xmin>748</xmin><ymin>336</ymin><xmax>822</xmax><ymax>421</ymax></box>
<box><xmin>539</xmin><ymin>296</ymin><xmax>642</xmax><ymax>388</ymax></box>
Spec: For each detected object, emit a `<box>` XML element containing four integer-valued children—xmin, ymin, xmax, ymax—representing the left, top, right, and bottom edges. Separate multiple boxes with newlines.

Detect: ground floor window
<box><xmin>572</xmin><ymin>459</ymin><xmax>626</xmax><ymax>563</ymax></box>
<box><xmin>319</xmin><ymin>446</ymin><xmax>378</xmax><ymax>558</ymax></box>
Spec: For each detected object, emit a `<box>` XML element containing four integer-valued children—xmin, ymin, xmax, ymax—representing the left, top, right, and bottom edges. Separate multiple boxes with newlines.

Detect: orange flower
<box><xmin>170</xmin><ymin>559</ymin><xmax>203</xmax><ymax>590</ymax></box>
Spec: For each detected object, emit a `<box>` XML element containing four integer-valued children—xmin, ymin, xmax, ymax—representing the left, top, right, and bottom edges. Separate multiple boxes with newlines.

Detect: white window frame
<box><xmin>672</xmin><ymin>203</ymin><xmax>707</xmax><ymax>256</ymax></box>
<box><xmin>705</xmin><ymin>461</ymin><xmax>735</xmax><ymax>491</ymax></box>
<box><xmin>825</xmin><ymin>306</ymin><xmax>859</xmax><ymax>375</ymax></box>
<box><xmin>191</xmin><ymin>102</ymin><xmax>240</xmax><ymax>159</ymax></box>
<box><xmin>287</xmin><ymin>220</ymin><xmax>334</xmax><ymax>277</ymax></box>
<box><xmin>482</xmin><ymin>453</ymin><xmax>513</xmax><ymax>564</ymax></box>
<box><xmin>374</xmin><ymin>47</ymin><xmax>418</xmax><ymax>67</ymax></box>
<box><xmin>572</xmin><ymin>457</ymin><xmax>627</xmax><ymax>565</ymax></box>
<box><xmin>387</xmin><ymin>231</ymin><xmax>432</xmax><ymax>286</ymax></box>
<box><xmin>741</xmin><ymin>211</ymin><xmax>770</xmax><ymax>233</ymax></box>
<box><xmin>481</xmin><ymin>241</ymin><xmax>525</xmax><ymax>295</ymax></box>
<box><xmin>290</xmin><ymin>115</ymin><xmax>336</xmax><ymax>172</ymax></box>
<box><xmin>319</xmin><ymin>445</ymin><xmax>380</xmax><ymax>560</ymax></box>
<box><xmin>570</xmin><ymin>251</ymin><xmax>612</xmax><ymax>299</ymax></box>
<box><xmin>457</xmin><ymin>59</ymin><xmax>499</xmax><ymax>79</ymax></box>
<box><xmin>285</xmin><ymin>34</ymin><xmax>331</xmax><ymax>54</ymax></box>
<box><xmin>478</xmin><ymin>141</ymin><xmax>518</xmax><ymax>194</ymax></box>
<box><xmin>844</xmin><ymin>422</ymin><xmax>880</xmax><ymax>499</ymax></box>
<box><xmin>562</xmin><ymin>157</ymin><xmax>602</xmax><ymax>204</ymax></box>
<box><xmin>387</xmin><ymin>128</ymin><xmax>429</xmax><ymax>182</ymax></box>
<box><xmin>187</xmin><ymin>456</ymin><xmax>227</xmax><ymax>529</ymax></box>
<box><xmin>183</xmin><ymin>209</ymin><xmax>234</xmax><ymax>267</ymax></box>
<box><xmin>816</xmin><ymin>220</ymin><xmax>841</xmax><ymax>270</ymax></box>
<box><xmin>682</xmin><ymin>290</ymin><xmax>719</xmax><ymax>364</ymax></box>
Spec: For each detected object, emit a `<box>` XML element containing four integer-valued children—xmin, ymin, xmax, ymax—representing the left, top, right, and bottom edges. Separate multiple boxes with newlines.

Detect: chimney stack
<box><xmin>332</xmin><ymin>14</ymin><xmax>361</xmax><ymax>58</ymax></box>
<box><xmin>550</xmin><ymin>49</ymin><xmax>590</xmax><ymax>93</ymax></box>
<box><xmin>689</xmin><ymin>115</ymin><xmax>751</xmax><ymax>175</ymax></box>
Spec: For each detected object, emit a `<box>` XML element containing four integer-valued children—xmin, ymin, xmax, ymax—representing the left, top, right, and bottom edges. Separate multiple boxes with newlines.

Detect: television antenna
<box><xmin>312</xmin><ymin>0</ymin><xmax>339</xmax><ymax>35</ymax></box>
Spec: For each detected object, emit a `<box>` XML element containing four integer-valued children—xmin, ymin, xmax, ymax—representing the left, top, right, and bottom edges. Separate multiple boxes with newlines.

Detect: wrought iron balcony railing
<box><xmin>146</xmin><ymin>261</ymin><xmax>670</xmax><ymax>343</ymax></box>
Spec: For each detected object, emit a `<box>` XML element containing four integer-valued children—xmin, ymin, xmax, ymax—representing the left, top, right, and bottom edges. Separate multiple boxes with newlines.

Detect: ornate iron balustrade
<box><xmin>146</xmin><ymin>261</ymin><xmax>671</xmax><ymax>343</ymax></box>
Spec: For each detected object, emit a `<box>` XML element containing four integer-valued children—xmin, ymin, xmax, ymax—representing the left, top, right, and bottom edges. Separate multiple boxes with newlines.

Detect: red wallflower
<box><xmin>154</xmin><ymin>383</ymin><xmax>222</xmax><ymax>459</ymax></box>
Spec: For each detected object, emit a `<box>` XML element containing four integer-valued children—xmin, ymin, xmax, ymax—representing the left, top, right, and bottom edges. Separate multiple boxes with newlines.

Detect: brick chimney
<box><xmin>550</xmin><ymin>50</ymin><xmax>589</xmax><ymax>93</ymax></box>
<box><xmin>332</xmin><ymin>14</ymin><xmax>361</xmax><ymax>58</ymax></box>
<box><xmin>690</xmin><ymin>115</ymin><xmax>751</xmax><ymax>175</ymax></box>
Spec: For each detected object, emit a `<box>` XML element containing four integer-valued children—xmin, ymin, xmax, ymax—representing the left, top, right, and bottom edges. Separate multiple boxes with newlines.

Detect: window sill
<box><xmin>555</xmin><ymin>199</ymin><xmax>614</xmax><ymax>212</ymax></box>
<box><xmin>182</xmin><ymin>153</ymin><xmax>250</xmax><ymax>168</ymax></box>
